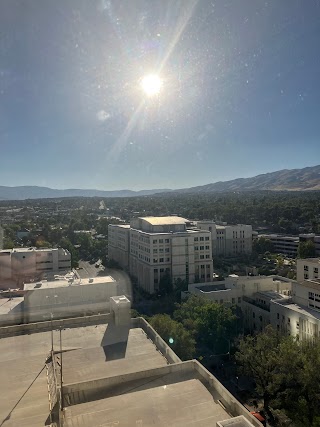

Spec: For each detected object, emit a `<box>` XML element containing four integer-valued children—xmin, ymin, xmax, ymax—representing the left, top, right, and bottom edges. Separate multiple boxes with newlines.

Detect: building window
<box><xmin>154</xmin><ymin>269</ymin><xmax>158</xmax><ymax>273</ymax></box>
<box><xmin>205</xmin><ymin>245</ymin><xmax>210</xmax><ymax>250</ymax></box>
<box><xmin>200</xmin><ymin>255</ymin><xmax>204</xmax><ymax>259</ymax></box>
<box><xmin>304</xmin><ymin>273</ymin><xmax>309</xmax><ymax>279</ymax></box>
<box><xmin>153</xmin><ymin>249</ymin><xmax>157</xmax><ymax>253</ymax></box>
<box><xmin>288</xmin><ymin>317</ymin><xmax>290</xmax><ymax>324</ymax></box>
<box><xmin>165</xmin><ymin>248</ymin><xmax>170</xmax><ymax>253</ymax></box>
<box><xmin>205</xmin><ymin>236</ymin><xmax>209</xmax><ymax>241</ymax></box>
<box><xmin>159</xmin><ymin>239</ymin><xmax>163</xmax><ymax>244</ymax></box>
<box><xmin>154</xmin><ymin>278</ymin><xmax>158</xmax><ymax>284</ymax></box>
<box><xmin>160</xmin><ymin>268</ymin><xmax>164</xmax><ymax>273</ymax></box>
<box><xmin>200</xmin><ymin>246</ymin><xmax>204</xmax><ymax>250</ymax></box>
<box><xmin>153</xmin><ymin>240</ymin><xmax>157</xmax><ymax>244</ymax></box>
<box><xmin>200</xmin><ymin>237</ymin><xmax>204</xmax><ymax>241</ymax></box>
<box><xmin>195</xmin><ymin>246</ymin><xmax>198</xmax><ymax>250</ymax></box>
<box><xmin>253</xmin><ymin>312</ymin><xmax>255</xmax><ymax>318</ymax></box>
<box><xmin>238</xmin><ymin>297</ymin><xmax>241</xmax><ymax>303</ymax></box>
<box><xmin>194</xmin><ymin>237</ymin><xmax>198</xmax><ymax>242</ymax></box>
<box><xmin>315</xmin><ymin>267</ymin><xmax>319</xmax><ymax>274</ymax></box>
<box><xmin>153</xmin><ymin>259</ymin><xmax>158</xmax><ymax>263</ymax></box>
<box><xmin>201</xmin><ymin>265</ymin><xmax>205</xmax><ymax>269</ymax></box>
<box><xmin>159</xmin><ymin>258</ymin><xmax>164</xmax><ymax>262</ymax></box>
<box><xmin>166</xmin><ymin>258</ymin><xmax>170</xmax><ymax>262</ymax></box>
<box><xmin>277</xmin><ymin>313</ymin><xmax>280</xmax><ymax>319</ymax></box>
<box><xmin>304</xmin><ymin>265</ymin><xmax>309</xmax><ymax>271</ymax></box>
<box><xmin>165</xmin><ymin>239</ymin><xmax>169</xmax><ymax>243</ymax></box>
<box><xmin>205</xmin><ymin>255</ymin><xmax>210</xmax><ymax>259</ymax></box>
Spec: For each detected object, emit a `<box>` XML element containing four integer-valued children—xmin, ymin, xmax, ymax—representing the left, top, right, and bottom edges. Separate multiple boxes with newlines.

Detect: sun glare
<box><xmin>140</xmin><ymin>74</ymin><xmax>162</xmax><ymax>97</ymax></box>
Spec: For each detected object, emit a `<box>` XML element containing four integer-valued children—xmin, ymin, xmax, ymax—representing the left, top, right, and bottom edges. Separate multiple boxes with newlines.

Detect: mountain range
<box><xmin>0</xmin><ymin>165</ymin><xmax>320</xmax><ymax>200</ymax></box>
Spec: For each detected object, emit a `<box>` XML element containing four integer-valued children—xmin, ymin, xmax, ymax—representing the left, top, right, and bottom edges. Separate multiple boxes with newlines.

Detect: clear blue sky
<box><xmin>1</xmin><ymin>0</ymin><xmax>320</xmax><ymax>190</ymax></box>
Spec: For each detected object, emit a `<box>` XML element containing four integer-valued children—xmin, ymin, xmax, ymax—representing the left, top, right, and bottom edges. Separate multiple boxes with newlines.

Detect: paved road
<box><xmin>78</xmin><ymin>260</ymin><xmax>103</xmax><ymax>279</ymax></box>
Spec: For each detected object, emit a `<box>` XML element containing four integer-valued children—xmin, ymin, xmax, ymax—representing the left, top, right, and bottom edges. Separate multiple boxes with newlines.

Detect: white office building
<box><xmin>197</xmin><ymin>221</ymin><xmax>252</xmax><ymax>257</ymax></box>
<box><xmin>0</xmin><ymin>247</ymin><xmax>71</xmax><ymax>289</ymax></box>
<box><xmin>296</xmin><ymin>257</ymin><xmax>320</xmax><ymax>281</ymax></box>
<box><xmin>108</xmin><ymin>216</ymin><xmax>213</xmax><ymax>293</ymax></box>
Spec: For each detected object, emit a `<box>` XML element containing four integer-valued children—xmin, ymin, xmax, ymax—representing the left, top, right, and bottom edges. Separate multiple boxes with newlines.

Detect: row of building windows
<box><xmin>194</xmin><ymin>236</ymin><xmax>210</xmax><ymax>242</ymax></box>
<box><xmin>152</xmin><ymin>239</ymin><xmax>170</xmax><ymax>244</ymax></box>
<box><xmin>194</xmin><ymin>245</ymin><xmax>210</xmax><ymax>250</ymax></box>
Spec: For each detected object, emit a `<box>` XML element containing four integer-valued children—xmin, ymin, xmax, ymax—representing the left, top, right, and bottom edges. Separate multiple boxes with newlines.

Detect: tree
<box><xmin>253</xmin><ymin>237</ymin><xmax>274</xmax><ymax>255</ymax></box>
<box><xmin>59</xmin><ymin>238</ymin><xmax>79</xmax><ymax>268</ymax></box>
<box><xmin>235</xmin><ymin>326</ymin><xmax>298</xmax><ymax>418</ymax></box>
<box><xmin>298</xmin><ymin>240</ymin><xmax>316</xmax><ymax>259</ymax></box>
<box><xmin>158</xmin><ymin>272</ymin><xmax>172</xmax><ymax>296</ymax></box>
<box><xmin>174</xmin><ymin>296</ymin><xmax>237</xmax><ymax>352</ymax></box>
<box><xmin>149</xmin><ymin>314</ymin><xmax>196</xmax><ymax>360</ymax></box>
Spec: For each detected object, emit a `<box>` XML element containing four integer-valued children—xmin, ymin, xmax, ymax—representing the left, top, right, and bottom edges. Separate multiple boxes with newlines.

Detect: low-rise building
<box><xmin>259</xmin><ymin>233</ymin><xmax>320</xmax><ymax>257</ymax></box>
<box><xmin>185</xmin><ymin>275</ymin><xmax>293</xmax><ymax>335</ymax></box>
<box><xmin>0</xmin><ymin>247</ymin><xmax>71</xmax><ymax>289</ymax></box>
<box><xmin>197</xmin><ymin>221</ymin><xmax>252</xmax><ymax>257</ymax></box>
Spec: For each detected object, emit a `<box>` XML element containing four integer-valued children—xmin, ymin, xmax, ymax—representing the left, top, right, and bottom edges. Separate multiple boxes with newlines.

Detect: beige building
<box><xmin>197</xmin><ymin>221</ymin><xmax>252</xmax><ymax>257</ymax></box>
<box><xmin>296</xmin><ymin>257</ymin><xmax>320</xmax><ymax>281</ymax></box>
<box><xmin>109</xmin><ymin>216</ymin><xmax>213</xmax><ymax>293</ymax></box>
<box><xmin>262</xmin><ymin>258</ymin><xmax>320</xmax><ymax>340</ymax></box>
<box><xmin>0</xmin><ymin>247</ymin><xmax>71</xmax><ymax>289</ymax></box>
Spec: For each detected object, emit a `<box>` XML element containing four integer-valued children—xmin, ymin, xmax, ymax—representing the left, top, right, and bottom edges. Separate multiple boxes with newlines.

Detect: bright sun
<box><xmin>140</xmin><ymin>74</ymin><xmax>162</xmax><ymax>97</ymax></box>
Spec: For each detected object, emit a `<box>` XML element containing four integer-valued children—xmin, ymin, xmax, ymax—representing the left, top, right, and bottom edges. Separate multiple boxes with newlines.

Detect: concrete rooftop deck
<box><xmin>64</xmin><ymin>378</ymin><xmax>231</xmax><ymax>427</ymax></box>
<box><xmin>0</xmin><ymin>323</ymin><xmax>161</xmax><ymax>427</ymax></box>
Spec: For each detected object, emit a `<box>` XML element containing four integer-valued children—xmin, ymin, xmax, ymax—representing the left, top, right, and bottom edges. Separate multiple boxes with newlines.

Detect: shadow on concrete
<box><xmin>0</xmin><ymin>365</ymin><xmax>45</xmax><ymax>427</ymax></box>
<box><xmin>100</xmin><ymin>322</ymin><xmax>129</xmax><ymax>361</ymax></box>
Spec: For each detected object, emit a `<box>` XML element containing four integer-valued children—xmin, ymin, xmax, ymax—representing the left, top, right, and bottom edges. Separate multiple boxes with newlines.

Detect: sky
<box><xmin>1</xmin><ymin>0</ymin><xmax>320</xmax><ymax>190</ymax></box>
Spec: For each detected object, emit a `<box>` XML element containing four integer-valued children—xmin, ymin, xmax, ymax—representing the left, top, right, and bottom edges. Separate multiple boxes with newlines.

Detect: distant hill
<box><xmin>173</xmin><ymin>165</ymin><xmax>320</xmax><ymax>194</ymax></box>
<box><xmin>1</xmin><ymin>165</ymin><xmax>320</xmax><ymax>200</ymax></box>
<box><xmin>0</xmin><ymin>186</ymin><xmax>171</xmax><ymax>200</ymax></box>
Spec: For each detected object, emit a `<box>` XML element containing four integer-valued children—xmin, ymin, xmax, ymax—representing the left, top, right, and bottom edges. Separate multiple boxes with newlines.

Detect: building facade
<box><xmin>296</xmin><ymin>258</ymin><xmax>320</xmax><ymax>281</ymax></box>
<box><xmin>259</xmin><ymin>233</ymin><xmax>320</xmax><ymax>257</ymax></box>
<box><xmin>197</xmin><ymin>221</ymin><xmax>252</xmax><ymax>257</ymax></box>
<box><xmin>108</xmin><ymin>216</ymin><xmax>213</xmax><ymax>293</ymax></box>
<box><xmin>0</xmin><ymin>247</ymin><xmax>71</xmax><ymax>289</ymax></box>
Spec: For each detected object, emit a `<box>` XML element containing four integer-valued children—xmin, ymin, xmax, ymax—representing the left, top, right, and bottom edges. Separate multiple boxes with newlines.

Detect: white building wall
<box><xmin>197</xmin><ymin>221</ymin><xmax>252</xmax><ymax>256</ymax></box>
<box><xmin>296</xmin><ymin>258</ymin><xmax>320</xmax><ymax>282</ymax></box>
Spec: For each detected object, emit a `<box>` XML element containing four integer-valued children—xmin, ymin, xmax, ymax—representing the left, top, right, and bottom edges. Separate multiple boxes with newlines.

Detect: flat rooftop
<box><xmin>0</xmin><ymin>316</ymin><xmax>258</xmax><ymax>427</ymax></box>
<box><xmin>64</xmin><ymin>377</ymin><xmax>232</xmax><ymax>427</ymax></box>
<box><xmin>273</xmin><ymin>299</ymin><xmax>320</xmax><ymax>321</ymax></box>
<box><xmin>0</xmin><ymin>297</ymin><xmax>24</xmax><ymax>315</ymax></box>
<box><xmin>24</xmin><ymin>274</ymin><xmax>115</xmax><ymax>291</ymax></box>
<box><xmin>140</xmin><ymin>216</ymin><xmax>188</xmax><ymax>225</ymax></box>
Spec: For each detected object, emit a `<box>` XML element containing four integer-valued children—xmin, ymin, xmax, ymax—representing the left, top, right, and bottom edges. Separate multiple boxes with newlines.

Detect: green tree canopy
<box><xmin>149</xmin><ymin>314</ymin><xmax>196</xmax><ymax>360</ymax></box>
<box><xmin>298</xmin><ymin>240</ymin><xmax>316</xmax><ymax>258</ymax></box>
<box><xmin>174</xmin><ymin>295</ymin><xmax>237</xmax><ymax>352</ymax></box>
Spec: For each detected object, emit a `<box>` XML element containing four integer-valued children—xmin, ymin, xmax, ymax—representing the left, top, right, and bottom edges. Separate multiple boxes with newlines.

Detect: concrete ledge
<box><xmin>63</xmin><ymin>361</ymin><xmax>194</xmax><ymax>405</ymax></box>
<box><xmin>0</xmin><ymin>313</ymin><xmax>111</xmax><ymax>338</ymax></box>
<box><xmin>131</xmin><ymin>317</ymin><xmax>181</xmax><ymax>364</ymax></box>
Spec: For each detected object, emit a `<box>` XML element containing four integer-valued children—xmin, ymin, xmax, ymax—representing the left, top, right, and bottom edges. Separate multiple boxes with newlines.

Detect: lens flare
<box><xmin>140</xmin><ymin>74</ymin><xmax>162</xmax><ymax>97</ymax></box>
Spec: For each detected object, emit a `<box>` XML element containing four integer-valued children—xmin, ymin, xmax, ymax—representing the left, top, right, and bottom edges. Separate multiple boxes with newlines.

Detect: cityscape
<box><xmin>2</xmin><ymin>0</ymin><xmax>320</xmax><ymax>426</ymax></box>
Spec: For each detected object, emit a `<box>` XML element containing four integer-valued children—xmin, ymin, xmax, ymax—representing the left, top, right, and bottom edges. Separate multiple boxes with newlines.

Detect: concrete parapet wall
<box><xmin>131</xmin><ymin>317</ymin><xmax>181</xmax><ymax>364</ymax></box>
<box><xmin>63</xmin><ymin>361</ymin><xmax>193</xmax><ymax>405</ymax></box>
<box><xmin>0</xmin><ymin>313</ymin><xmax>111</xmax><ymax>338</ymax></box>
<box><xmin>192</xmin><ymin>360</ymin><xmax>261</xmax><ymax>427</ymax></box>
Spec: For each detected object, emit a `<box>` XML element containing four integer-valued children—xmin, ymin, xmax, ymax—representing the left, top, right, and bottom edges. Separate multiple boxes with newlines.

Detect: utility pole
<box><xmin>60</xmin><ymin>327</ymin><xmax>63</xmax><ymax>411</ymax></box>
